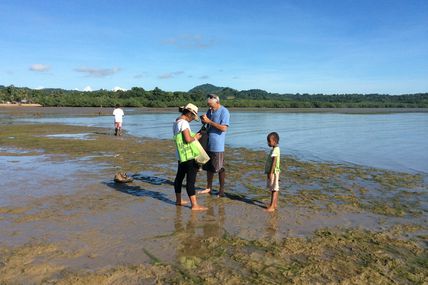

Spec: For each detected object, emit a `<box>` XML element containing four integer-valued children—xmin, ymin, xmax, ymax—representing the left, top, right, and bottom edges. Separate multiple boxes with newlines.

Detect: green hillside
<box><xmin>1</xmin><ymin>84</ymin><xmax>427</xmax><ymax>108</ymax></box>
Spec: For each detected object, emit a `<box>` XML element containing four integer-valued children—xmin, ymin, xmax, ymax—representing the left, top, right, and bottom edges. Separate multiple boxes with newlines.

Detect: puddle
<box><xmin>44</xmin><ymin>133</ymin><xmax>95</xmax><ymax>140</ymax></box>
<box><xmin>0</xmin><ymin>154</ymin><xmax>106</xmax><ymax>207</ymax></box>
<box><xmin>0</xmin><ymin>146</ymin><xmax>44</xmax><ymax>155</ymax></box>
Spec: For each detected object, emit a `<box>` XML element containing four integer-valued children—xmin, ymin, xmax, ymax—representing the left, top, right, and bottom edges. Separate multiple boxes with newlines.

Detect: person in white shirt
<box><xmin>173</xmin><ymin>103</ymin><xmax>207</xmax><ymax>211</ymax></box>
<box><xmin>113</xmin><ymin>104</ymin><xmax>124</xmax><ymax>136</ymax></box>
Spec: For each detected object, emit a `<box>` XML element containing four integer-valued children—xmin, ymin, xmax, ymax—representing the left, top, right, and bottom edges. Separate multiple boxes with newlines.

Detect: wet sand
<box><xmin>0</xmin><ymin>112</ymin><xmax>427</xmax><ymax>284</ymax></box>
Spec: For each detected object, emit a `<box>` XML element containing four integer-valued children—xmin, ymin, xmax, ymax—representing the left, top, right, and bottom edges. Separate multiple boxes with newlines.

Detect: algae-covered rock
<box><xmin>179</xmin><ymin>256</ymin><xmax>202</xmax><ymax>270</ymax></box>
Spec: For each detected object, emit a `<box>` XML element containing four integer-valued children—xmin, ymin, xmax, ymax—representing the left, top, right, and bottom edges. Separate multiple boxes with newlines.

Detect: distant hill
<box><xmin>188</xmin><ymin>83</ymin><xmax>226</xmax><ymax>94</ymax></box>
<box><xmin>190</xmin><ymin>84</ymin><xmax>280</xmax><ymax>100</ymax></box>
<box><xmin>189</xmin><ymin>84</ymin><xmax>243</xmax><ymax>99</ymax></box>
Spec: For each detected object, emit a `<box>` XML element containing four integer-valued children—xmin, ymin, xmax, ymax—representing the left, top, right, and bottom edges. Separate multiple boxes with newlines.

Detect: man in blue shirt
<box><xmin>199</xmin><ymin>94</ymin><xmax>230</xmax><ymax>197</ymax></box>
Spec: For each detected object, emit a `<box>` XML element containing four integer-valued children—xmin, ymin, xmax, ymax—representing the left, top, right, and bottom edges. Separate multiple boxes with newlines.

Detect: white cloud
<box><xmin>112</xmin><ymin>86</ymin><xmax>127</xmax><ymax>92</ymax></box>
<box><xmin>83</xmin><ymin>86</ymin><xmax>92</xmax><ymax>92</ymax></box>
<box><xmin>30</xmin><ymin>64</ymin><xmax>50</xmax><ymax>72</ymax></box>
<box><xmin>158</xmin><ymin>71</ymin><xmax>184</xmax><ymax>79</ymax></box>
<box><xmin>35</xmin><ymin>86</ymin><xmax>45</xmax><ymax>90</ymax></box>
<box><xmin>75</xmin><ymin>67</ymin><xmax>121</xmax><ymax>77</ymax></box>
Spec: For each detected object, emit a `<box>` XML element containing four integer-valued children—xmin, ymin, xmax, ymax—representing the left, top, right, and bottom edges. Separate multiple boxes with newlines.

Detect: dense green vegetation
<box><xmin>1</xmin><ymin>84</ymin><xmax>427</xmax><ymax>108</ymax></box>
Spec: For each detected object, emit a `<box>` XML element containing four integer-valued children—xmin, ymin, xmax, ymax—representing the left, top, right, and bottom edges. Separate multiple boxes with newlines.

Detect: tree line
<box><xmin>1</xmin><ymin>84</ymin><xmax>427</xmax><ymax>108</ymax></box>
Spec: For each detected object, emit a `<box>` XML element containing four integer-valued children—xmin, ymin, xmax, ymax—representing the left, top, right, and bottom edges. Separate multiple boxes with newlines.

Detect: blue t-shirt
<box><xmin>206</xmin><ymin>106</ymin><xmax>230</xmax><ymax>152</ymax></box>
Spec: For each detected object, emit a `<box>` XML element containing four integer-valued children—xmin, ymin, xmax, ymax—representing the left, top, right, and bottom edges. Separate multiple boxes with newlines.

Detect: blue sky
<box><xmin>1</xmin><ymin>0</ymin><xmax>427</xmax><ymax>94</ymax></box>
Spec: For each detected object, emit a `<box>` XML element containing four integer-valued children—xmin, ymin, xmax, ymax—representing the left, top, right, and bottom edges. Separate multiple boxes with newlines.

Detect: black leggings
<box><xmin>174</xmin><ymin>159</ymin><xmax>198</xmax><ymax>197</ymax></box>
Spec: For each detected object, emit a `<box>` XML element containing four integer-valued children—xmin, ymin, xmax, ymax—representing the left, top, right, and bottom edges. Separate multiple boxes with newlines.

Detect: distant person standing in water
<box><xmin>199</xmin><ymin>94</ymin><xmax>230</xmax><ymax>197</ymax></box>
<box><xmin>265</xmin><ymin>132</ymin><xmax>281</xmax><ymax>212</ymax></box>
<box><xmin>113</xmin><ymin>104</ymin><xmax>124</xmax><ymax>136</ymax></box>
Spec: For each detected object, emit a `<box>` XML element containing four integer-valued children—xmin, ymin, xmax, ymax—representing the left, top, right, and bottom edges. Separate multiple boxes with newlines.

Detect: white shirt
<box><xmin>113</xmin><ymin>108</ymin><xmax>124</xmax><ymax>122</ymax></box>
<box><xmin>173</xmin><ymin>118</ymin><xmax>190</xmax><ymax>136</ymax></box>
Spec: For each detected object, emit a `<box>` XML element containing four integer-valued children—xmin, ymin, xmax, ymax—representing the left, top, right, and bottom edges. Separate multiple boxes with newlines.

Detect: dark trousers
<box><xmin>174</xmin><ymin>159</ymin><xmax>198</xmax><ymax>197</ymax></box>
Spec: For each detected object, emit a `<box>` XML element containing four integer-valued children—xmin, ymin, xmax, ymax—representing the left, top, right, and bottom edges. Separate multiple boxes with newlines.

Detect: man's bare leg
<box><xmin>198</xmin><ymin>171</ymin><xmax>214</xmax><ymax>194</ymax></box>
<box><xmin>218</xmin><ymin>169</ymin><xmax>225</xmax><ymax>197</ymax></box>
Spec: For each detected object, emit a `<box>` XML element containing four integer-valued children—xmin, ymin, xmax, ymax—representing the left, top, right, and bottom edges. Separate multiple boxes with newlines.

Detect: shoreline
<box><xmin>0</xmin><ymin>103</ymin><xmax>42</xmax><ymax>107</ymax></box>
<box><xmin>1</xmin><ymin>106</ymin><xmax>428</xmax><ymax>115</ymax></box>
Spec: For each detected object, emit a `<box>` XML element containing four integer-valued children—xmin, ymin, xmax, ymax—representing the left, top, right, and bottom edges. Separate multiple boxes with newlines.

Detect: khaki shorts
<box><xmin>266</xmin><ymin>173</ymin><xmax>280</xmax><ymax>192</ymax></box>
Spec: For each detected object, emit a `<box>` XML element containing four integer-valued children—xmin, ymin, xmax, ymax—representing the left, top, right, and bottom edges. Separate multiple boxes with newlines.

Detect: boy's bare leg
<box><xmin>190</xmin><ymin>195</ymin><xmax>208</xmax><ymax>211</ymax></box>
<box><xmin>175</xmin><ymin>193</ymin><xmax>188</xmax><ymax>206</ymax></box>
<box><xmin>218</xmin><ymin>169</ymin><xmax>225</xmax><ymax>197</ymax></box>
<box><xmin>198</xmin><ymin>171</ymin><xmax>214</xmax><ymax>194</ymax></box>
<box><xmin>265</xmin><ymin>191</ymin><xmax>278</xmax><ymax>212</ymax></box>
<box><xmin>273</xmin><ymin>191</ymin><xmax>279</xmax><ymax>209</ymax></box>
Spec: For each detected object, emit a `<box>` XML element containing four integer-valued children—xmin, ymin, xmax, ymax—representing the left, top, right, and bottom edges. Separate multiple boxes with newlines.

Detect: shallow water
<box><xmin>0</xmin><ymin>122</ymin><xmax>426</xmax><ymax>284</ymax></box>
<box><xmin>0</xmin><ymin>154</ymin><xmax>104</xmax><ymax>207</ymax></box>
<box><xmin>17</xmin><ymin>111</ymin><xmax>428</xmax><ymax>173</ymax></box>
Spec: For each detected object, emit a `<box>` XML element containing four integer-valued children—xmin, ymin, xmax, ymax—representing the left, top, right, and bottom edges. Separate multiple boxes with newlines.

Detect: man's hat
<box><xmin>207</xmin><ymin>93</ymin><xmax>220</xmax><ymax>102</ymax></box>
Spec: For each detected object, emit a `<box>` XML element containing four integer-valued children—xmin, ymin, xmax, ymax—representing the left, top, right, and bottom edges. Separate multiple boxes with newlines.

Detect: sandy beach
<box><xmin>0</xmin><ymin>103</ymin><xmax>42</xmax><ymax>107</ymax></box>
<box><xmin>0</xmin><ymin>109</ymin><xmax>427</xmax><ymax>284</ymax></box>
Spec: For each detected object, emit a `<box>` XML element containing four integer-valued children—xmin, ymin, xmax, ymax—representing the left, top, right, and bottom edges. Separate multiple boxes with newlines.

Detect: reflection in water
<box><xmin>265</xmin><ymin>212</ymin><xmax>279</xmax><ymax>237</ymax></box>
<box><xmin>203</xmin><ymin>204</ymin><xmax>226</xmax><ymax>238</ymax></box>
<box><xmin>174</xmin><ymin>204</ymin><xmax>226</xmax><ymax>258</ymax></box>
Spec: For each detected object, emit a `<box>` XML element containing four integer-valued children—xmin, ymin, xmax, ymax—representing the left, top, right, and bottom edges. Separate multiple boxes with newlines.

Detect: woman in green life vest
<box><xmin>173</xmin><ymin>103</ymin><xmax>207</xmax><ymax>211</ymax></box>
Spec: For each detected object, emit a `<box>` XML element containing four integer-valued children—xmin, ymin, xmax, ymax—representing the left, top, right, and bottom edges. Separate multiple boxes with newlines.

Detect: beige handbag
<box><xmin>193</xmin><ymin>140</ymin><xmax>210</xmax><ymax>165</ymax></box>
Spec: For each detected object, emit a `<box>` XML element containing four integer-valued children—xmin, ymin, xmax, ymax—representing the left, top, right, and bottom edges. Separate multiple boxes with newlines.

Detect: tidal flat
<box><xmin>0</xmin><ymin>120</ymin><xmax>427</xmax><ymax>284</ymax></box>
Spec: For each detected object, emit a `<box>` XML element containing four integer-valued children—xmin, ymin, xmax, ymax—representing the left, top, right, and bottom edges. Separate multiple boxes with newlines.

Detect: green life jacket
<box><xmin>174</xmin><ymin>131</ymin><xmax>200</xmax><ymax>162</ymax></box>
